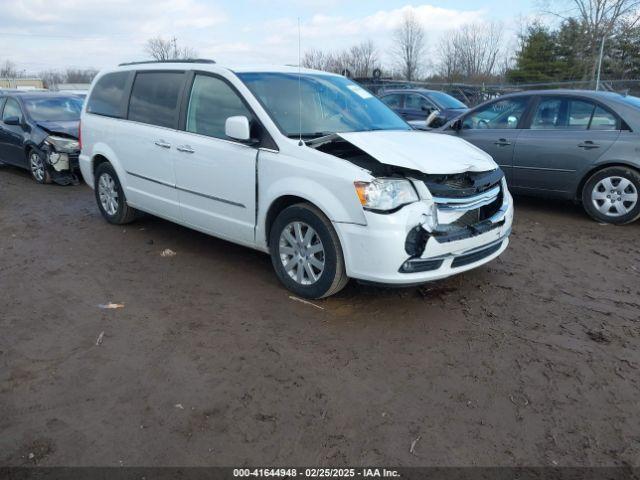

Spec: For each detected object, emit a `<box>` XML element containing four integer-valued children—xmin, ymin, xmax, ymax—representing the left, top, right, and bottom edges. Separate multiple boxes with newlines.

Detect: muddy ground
<box><xmin>1</xmin><ymin>164</ymin><xmax>639</xmax><ymax>468</ymax></box>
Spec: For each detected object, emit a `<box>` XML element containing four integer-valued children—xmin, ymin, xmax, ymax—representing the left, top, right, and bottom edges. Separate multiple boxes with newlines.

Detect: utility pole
<box><xmin>595</xmin><ymin>34</ymin><xmax>606</xmax><ymax>91</ymax></box>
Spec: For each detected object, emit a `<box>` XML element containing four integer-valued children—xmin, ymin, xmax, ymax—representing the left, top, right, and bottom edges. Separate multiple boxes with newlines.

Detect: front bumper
<box><xmin>40</xmin><ymin>146</ymin><xmax>81</xmax><ymax>185</ymax></box>
<box><xmin>334</xmin><ymin>186</ymin><xmax>513</xmax><ymax>286</ymax></box>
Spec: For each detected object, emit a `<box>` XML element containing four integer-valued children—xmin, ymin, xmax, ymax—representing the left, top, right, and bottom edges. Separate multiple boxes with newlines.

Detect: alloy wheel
<box><xmin>278</xmin><ymin>221</ymin><xmax>325</xmax><ymax>285</ymax></box>
<box><xmin>591</xmin><ymin>176</ymin><xmax>638</xmax><ymax>218</ymax></box>
<box><xmin>30</xmin><ymin>153</ymin><xmax>45</xmax><ymax>182</ymax></box>
<box><xmin>98</xmin><ymin>173</ymin><xmax>119</xmax><ymax>216</ymax></box>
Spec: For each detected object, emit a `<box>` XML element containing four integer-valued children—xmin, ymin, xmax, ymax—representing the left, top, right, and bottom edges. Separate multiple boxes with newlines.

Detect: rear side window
<box><xmin>87</xmin><ymin>72</ymin><xmax>129</xmax><ymax>118</ymax></box>
<box><xmin>128</xmin><ymin>72</ymin><xmax>185</xmax><ymax>129</ymax></box>
<box><xmin>186</xmin><ymin>74</ymin><xmax>253</xmax><ymax>139</ymax></box>
<box><xmin>590</xmin><ymin>106</ymin><xmax>618</xmax><ymax>130</ymax></box>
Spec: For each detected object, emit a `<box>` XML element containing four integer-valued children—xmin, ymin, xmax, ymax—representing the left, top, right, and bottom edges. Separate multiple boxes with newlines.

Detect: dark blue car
<box><xmin>0</xmin><ymin>92</ymin><xmax>83</xmax><ymax>185</ymax></box>
<box><xmin>379</xmin><ymin>88</ymin><xmax>468</xmax><ymax>127</ymax></box>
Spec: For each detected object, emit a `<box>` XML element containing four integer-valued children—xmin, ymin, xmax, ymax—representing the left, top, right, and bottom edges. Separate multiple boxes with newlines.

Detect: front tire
<box><xmin>29</xmin><ymin>150</ymin><xmax>51</xmax><ymax>184</ymax></box>
<box><xmin>582</xmin><ymin>166</ymin><xmax>640</xmax><ymax>225</ymax></box>
<box><xmin>94</xmin><ymin>162</ymin><xmax>137</xmax><ymax>225</ymax></box>
<box><xmin>269</xmin><ymin>203</ymin><xmax>348</xmax><ymax>299</ymax></box>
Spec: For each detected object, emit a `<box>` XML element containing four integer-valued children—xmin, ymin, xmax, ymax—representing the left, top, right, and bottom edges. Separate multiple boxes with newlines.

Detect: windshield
<box><xmin>429</xmin><ymin>91</ymin><xmax>467</xmax><ymax>110</ymax></box>
<box><xmin>238</xmin><ymin>72</ymin><xmax>410</xmax><ymax>138</ymax></box>
<box><xmin>23</xmin><ymin>96</ymin><xmax>83</xmax><ymax>122</ymax></box>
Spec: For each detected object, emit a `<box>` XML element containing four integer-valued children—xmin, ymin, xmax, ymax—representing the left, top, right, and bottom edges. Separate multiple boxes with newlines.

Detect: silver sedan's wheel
<box><xmin>278</xmin><ymin>221</ymin><xmax>325</xmax><ymax>286</ymax></box>
<box><xmin>98</xmin><ymin>173</ymin><xmax>119</xmax><ymax>216</ymax></box>
<box><xmin>591</xmin><ymin>176</ymin><xmax>638</xmax><ymax>218</ymax></box>
<box><xmin>30</xmin><ymin>152</ymin><xmax>46</xmax><ymax>182</ymax></box>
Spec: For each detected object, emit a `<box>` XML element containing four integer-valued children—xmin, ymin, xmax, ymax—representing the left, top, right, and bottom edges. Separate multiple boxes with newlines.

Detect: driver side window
<box><xmin>187</xmin><ymin>74</ymin><xmax>254</xmax><ymax>140</ymax></box>
<box><xmin>2</xmin><ymin>98</ymin><xmax>23</xmax><ymax>122</ymax></box>
<box><xmin>463</xmin><ymin>97</ymin><xmax>529</xmax><ymax>130</ymax></box>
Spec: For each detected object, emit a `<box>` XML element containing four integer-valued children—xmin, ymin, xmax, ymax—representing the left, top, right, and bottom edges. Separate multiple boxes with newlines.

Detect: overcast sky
<box><xmin>0</xmin><ymin>0</ymin><xmax>538</xmax><ymax>74</ymax></box>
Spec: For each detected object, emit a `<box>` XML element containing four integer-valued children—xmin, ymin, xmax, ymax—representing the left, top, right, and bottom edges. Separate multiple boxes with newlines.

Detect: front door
<box><xmin>0</xmin><ymin>98</ymin><xmax>27</xmax><ymax>166</ymax></box>
<box><xmin>453</xmin><ymin>96</ymin><xmax>532</xmax><ymax>183</ymax></box>
<box><xmin>513</xmin><ymin>96</ymin><xmax>620</xmax><ymax>196</ymax></box>
<box><xmin>173</xmin><ymin>73</ymin><xmax>257</xmax><ymax>246</ymax></box>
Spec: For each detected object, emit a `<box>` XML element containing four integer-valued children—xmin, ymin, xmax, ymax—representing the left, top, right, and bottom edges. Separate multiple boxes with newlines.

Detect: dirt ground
<box><xmin>1</xmin><ymin>164</ymin><xmax>639</xmax><ymax>468</ymax></box>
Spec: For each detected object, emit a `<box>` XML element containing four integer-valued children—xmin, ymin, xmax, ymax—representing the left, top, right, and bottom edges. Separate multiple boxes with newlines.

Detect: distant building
<box><xmin>0</xmin><ymin>77</ymin><xmax>45</xmax><ymax>90</ymax></box>
<box><xmin>53</xmin><ymin>83</ymin><xmax>91</xmax><ymax>94</ymax></box>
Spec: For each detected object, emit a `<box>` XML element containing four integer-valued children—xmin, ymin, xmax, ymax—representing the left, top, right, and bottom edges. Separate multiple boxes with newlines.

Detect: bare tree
<box><xmin>548</xmin><ymin>0</ymin><xmax>640</xmax><ymax>79</ymax></box>
<box><xmin>145</xmin><ymin>36</ymin><xmax>197</xmax><ymax>61</ymax></box>
<box><xmin>437</xmin><ymin>22</ymin><xmax>507</xmax><ymax>82</ymax></box>
<box><xmin>301</xmin><ymin>49</ymin><xmax>330</xmax><ymax>70</ymax></box>
<box><xmin>65</xmin><ymin>68</ymin><xmax>99</xmax><ymax>84</ymax></box>
<box><xmin>0</xmin><ymin>60</ymin><xmax>19</xmax><ymax>78</ymax></box>
<box><xmin>392</xmin><ymin>11</ymin><xmax>427</xmax><ymax>81</ymax></box>
<box><xmin>347</xmin><ymin>40</ymin><xmax>379</xmax><ymax>77</ymax></box>
<box><xmin>302</xmin><ymin>40</ymin><xmax>379</xmax><ymax>77</ymax></box>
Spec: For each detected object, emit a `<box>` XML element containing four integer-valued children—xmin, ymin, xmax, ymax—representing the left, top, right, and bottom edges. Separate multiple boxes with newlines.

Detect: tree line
<box><xmin>301</xmin><ymin>0</ymin><xmax>640</xmax><ymax>85</ymax></box>
<box><xmin>4</xmin><ymin>0</ymin><xmax>638</xmax><ymax>88</ymax></box>
<box><xmin>0</xmin><ymin>59</ymin><xmax>99</xmax><ymax>89</ymax></box>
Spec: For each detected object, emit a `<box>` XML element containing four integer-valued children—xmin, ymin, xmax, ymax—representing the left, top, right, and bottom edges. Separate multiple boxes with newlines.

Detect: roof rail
<box><xmin>118</xmin><ymin>59</ymin><xmax>216</xmax><ymax>67</ymax></box>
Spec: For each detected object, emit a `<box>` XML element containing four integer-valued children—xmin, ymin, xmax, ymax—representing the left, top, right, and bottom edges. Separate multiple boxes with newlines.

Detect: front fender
<box><xmin>258</xmin><ymin>176</ymin><xmax>368</xmax><ymax>248</ymax></box>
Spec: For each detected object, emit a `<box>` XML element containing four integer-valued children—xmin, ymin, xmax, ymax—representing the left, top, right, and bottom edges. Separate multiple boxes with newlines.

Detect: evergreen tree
<box><xmin>507</xmin><ymin>24</ymin><xmax>562</xmax><ymax>83</ymax></box>
<box><xmin>555</xmin><ymin>19</ymin><xmax>590</xmax><ymax>81</ymax></box>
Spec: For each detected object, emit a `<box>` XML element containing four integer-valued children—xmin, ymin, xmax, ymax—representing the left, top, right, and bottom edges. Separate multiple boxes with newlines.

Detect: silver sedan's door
<box><xmin>454</xmin><ymin>96</ymin><xmax>532</xmax><ymax>184</ymax></box>
<box><xmin>513</xmin><ymin>97</ymin><xmax>620</xmax><ymax>196</ymax></box>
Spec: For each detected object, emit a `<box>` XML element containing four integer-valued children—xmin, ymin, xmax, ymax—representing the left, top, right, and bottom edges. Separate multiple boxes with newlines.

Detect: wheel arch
<box><xmin>264</xmin><ymin>195</ymin><xmax>329</xmax><ymax>248</ymax></box>
<box><xmin>92</xmin><ymin>153</ymin><xmax>111</xmax><ymax>174</ymax></box>
<box><xmin>577</xmin><ymin>162</ymin><xmax>640</xmax><ymax>200</ymax></box>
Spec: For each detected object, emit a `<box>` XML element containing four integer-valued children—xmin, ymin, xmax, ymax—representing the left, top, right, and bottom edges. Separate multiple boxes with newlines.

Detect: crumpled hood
<box><xmin>36</xmin><ymin>120</ymin><xmax>79</xmax><ymax>139</ymax></box>
<box><xmin>337</xmin><ymin>130</ymin><xmax>497</xmax><ymax>175</ymax></box>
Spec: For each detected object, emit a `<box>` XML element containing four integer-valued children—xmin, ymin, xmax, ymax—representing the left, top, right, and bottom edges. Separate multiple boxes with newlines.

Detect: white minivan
<box><xmin>79</xmin><ymin>60</ymin><xmax>513</xmax><ymax>298</ymax></box>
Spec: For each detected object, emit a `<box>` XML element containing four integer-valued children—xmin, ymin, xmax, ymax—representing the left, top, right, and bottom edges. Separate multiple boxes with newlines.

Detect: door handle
<box><xmin>177</xmin><ymin>145</ymin><xmax>195</xmax><ymax>154</ymax></box>
<box><xmin>578</xmin><ymin>141</ymin><xmax>600</xmax><ymax>149</ymax></box>
<box><xmin>154</xmin><ymin>140</ymin><xmax>171</xmax><ymax>149</ymax></box>
<box><xmin>494</xmin><ymin>139</ymin><xmax>511</xmax><ymax>146</ymax></box>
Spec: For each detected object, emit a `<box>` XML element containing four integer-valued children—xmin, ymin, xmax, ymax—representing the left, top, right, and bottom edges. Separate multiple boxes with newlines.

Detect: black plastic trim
<box><xmin>399</xmin><ymin>258</ymin><xmax>445</xmax><ymax>274</ymax></box>
<box><xmin>451</xmin><ymin>242</ymin><xmax>503</xmax><ymax>268</ymax></box>
<box><xmin>119</xmin><ymin>59</ymin><xmax>216</xmax><ymax>66</ymax></box>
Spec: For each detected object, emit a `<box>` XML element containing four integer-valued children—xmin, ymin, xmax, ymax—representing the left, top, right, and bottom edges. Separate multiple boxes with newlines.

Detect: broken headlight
<box><xmin>354</xmin><ymin>178</ymin><xmax>419</xmax><ymax>212</ymax></box>
<box><xmin>44</xmin><ymin>136</ymin><xmax>79</xmax><ymax>153</ymax></box>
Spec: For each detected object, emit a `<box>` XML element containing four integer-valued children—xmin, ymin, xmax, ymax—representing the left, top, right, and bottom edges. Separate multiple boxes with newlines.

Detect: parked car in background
<box><xmin>0</xmin><ymin>92</ymin><xmax>82</xmax><ymax>185</ymax></box>
<box><xmin>439</xmin><ymin>90</ymin><xmax>640</xmax><ymax>225</ymax></box>
<box><xmin>80</xmin><ymin>61</ymin><xmax>513</xmax><ymax>298</ymax></box>
<box><xmin>380</xmin><ymin>88</ymin><xmax>468</xmax><ymax>127</ymax></box>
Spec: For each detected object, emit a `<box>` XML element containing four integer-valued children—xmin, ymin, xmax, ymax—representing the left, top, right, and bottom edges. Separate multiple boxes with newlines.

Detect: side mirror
<box><xmin>225</xmin><ymin>116</ymin><xmax>251</xmax><ymax>142</ymax></box>
<box><xmin>3</xmin><ymin>116</ymin><xmax>20</xmax><ymax>126</ymax></box>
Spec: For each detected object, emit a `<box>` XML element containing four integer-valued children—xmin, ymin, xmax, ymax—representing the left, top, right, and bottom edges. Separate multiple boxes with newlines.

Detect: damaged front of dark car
<box><xmin>0</xmin><ymin>92</ymin><xmax>83</xmax><ymax>185</ymax></box>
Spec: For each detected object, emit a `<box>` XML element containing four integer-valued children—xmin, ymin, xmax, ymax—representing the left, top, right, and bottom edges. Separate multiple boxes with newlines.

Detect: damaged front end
<box><xmin>308</xmin><ymin>132</ymin><xmax>512</xmax><ymax>281</ymax></box>
<box><xmin>401</xmin><ymin>171</ymin><xmax>510</xmax><ymax>273</ymax></box>
<box><xmin>40</xmin><ymin>135</ymin><xmax>81</xmax><ymax>186</ymax></box>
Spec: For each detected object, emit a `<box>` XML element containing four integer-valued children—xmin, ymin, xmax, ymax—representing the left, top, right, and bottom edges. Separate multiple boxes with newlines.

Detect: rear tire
<box><xmin>269</xmin><ymin>203</ymin><xmax>348</xmax><ymax>299</ymax></box>
<box><xmin>94</xmin><ymin>162</ymin><xmax>137</xmax><ymax>225</ymax></box>
<box><xmin>582</xmin><ymin>166</ymin><xmax>640</xmax><ymax>225</ymax></box>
